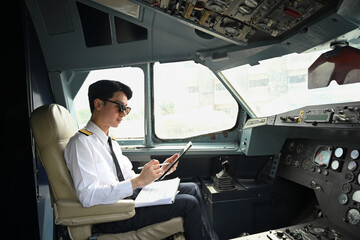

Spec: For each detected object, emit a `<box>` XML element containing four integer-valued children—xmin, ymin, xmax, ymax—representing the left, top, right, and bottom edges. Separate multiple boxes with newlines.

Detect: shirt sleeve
<box><xmin>64</xmin><ymin>135</ymin><xmax>133</xmax><ymax>207</ymax></box>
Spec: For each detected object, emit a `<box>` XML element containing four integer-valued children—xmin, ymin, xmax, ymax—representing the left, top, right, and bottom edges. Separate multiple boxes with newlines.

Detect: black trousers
<box><xmin>95</xmin><ymin>182</ymin><xmax>219</xmax><ymax>240</ymax></box>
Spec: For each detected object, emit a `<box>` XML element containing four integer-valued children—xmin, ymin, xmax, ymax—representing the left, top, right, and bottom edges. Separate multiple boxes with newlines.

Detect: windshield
<box><xmin>221</xmin><ymin>45</ymin><xmax>360</xmax><ymax>117</ymax></box>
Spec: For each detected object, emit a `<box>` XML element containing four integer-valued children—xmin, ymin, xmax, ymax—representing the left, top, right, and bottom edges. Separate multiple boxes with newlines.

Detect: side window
<box><xmin>153</xmin><ymin>61</ymin><xmax>239</xmax><ymax>139</ymax></box>
<box><xmin>74</xmin><ymin>67</ymin><xmax>145</xmax><ymax>139</ymax></box>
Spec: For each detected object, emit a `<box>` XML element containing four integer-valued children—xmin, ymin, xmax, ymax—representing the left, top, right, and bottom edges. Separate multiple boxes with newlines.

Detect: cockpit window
<box><xmin>153</xmin><ymin>61</ymin><xmax>239</xmax><ymax>139</ymax></box>
<box><xmin>220</xmin><ymin>45</ymin><xmax>360</xmax><ymax>117</ymax></box>
<box><xmin>74</xmin><ymin>67</ymin><xmax>145</xmax><ymax>139</ymax></box>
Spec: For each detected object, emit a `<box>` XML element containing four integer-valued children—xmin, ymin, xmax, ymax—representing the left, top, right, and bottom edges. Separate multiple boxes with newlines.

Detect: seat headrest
<box><xmin>30</xmin><ymin>104</ymin><xmax>78</xmax><ymax>201</ymax></box>
<box><xmin>30</xmin><ymin>104</ymin><xmax>77</xmax><ymax>148</ymax></box>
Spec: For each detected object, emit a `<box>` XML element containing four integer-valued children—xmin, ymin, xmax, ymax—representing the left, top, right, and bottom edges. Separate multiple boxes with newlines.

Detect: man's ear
<box><xmin>93</xmin><ymin>98</ymin><xmax>104</xmax><ymax>111</ymax></box>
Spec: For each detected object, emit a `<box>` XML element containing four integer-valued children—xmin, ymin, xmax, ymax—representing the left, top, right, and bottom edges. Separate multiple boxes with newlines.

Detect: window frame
<box><xmin>114</xmin><ymin>64</ymin><xmax>149</xmax><ymax>147</ymax></box>
<box><xmin>150</xmin><ymin>60</ymin><xmax>241</xmax><ymax>142</ymax></box>
<box><xmin>70</xmin><ymin>64</ymin><xmax>148</xmax><ymax>147</ymax></box>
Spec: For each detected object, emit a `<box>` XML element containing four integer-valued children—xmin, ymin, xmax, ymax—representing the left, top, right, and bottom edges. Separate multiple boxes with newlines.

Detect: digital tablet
<box><xmin>158</xmin><ymin>141</ymin><xmax>192</xmax><ymax>181</ymax></box>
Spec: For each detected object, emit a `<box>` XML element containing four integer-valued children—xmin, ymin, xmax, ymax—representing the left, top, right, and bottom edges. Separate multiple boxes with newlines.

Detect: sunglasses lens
<box><xmin>125</xmin><ymin>107</ymin><xmax>131</xmax><ymax>114</ymax></box>
<box><xmin>118</xmin><ymin>105</ymin><xmax>125</xmax><ymax>113</ymax></box>
<box><xmin>118</xmin><ymin>105</ymin><xmax>131</xmax><ymax>115</ymax></box>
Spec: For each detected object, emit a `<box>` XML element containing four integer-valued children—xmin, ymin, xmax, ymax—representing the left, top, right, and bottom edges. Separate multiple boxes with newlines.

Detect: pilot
<box><xmin>64</xmin><ymin>80</ymin><xmax>219</xmax><ymax>240</ymax></box>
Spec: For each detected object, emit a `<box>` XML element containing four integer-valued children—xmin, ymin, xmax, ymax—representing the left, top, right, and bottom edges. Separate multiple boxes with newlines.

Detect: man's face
<box><xmin>98</xmin><ymin>91</ymin><xmax>129</xmax><ymax>129</ymax></box>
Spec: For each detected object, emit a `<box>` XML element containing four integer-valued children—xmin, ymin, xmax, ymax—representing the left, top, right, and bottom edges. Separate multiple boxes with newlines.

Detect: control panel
<box><xmin>137</xmin><ymin>0</ymin><xmax>339</xmax><ymax>43</ymax></box>
<box><xmin>277</xmin><ymin>138</ymin><xmax>360</xmax><ymax>239</ymax></box>
<box><xmin>240</xmin><ymin>102</ymin><xmax>360</xmax><ymax>157</ymax></box>
<box><xmin>233</xmin><ymin>221</ymin><xmax>344</xmax><ymax>240</ymax></box>
<box><xmin>276</xmin><ymin>102</ymin><xmax>360</xmax><ymax>127</ymax></box>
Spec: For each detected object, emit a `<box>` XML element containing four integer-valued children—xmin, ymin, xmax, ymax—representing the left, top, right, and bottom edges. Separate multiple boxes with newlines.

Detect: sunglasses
<box><xmin>102</xmin><ymin>99</ymin><xmax>131</xmax><ymax>115</ymax></box>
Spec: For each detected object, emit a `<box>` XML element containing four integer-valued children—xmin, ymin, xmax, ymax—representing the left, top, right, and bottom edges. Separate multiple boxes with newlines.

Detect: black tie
<box><xmin>108</xmin><ymin>137</ymin><xmax>125</xmax><ymax>181</ymax></box>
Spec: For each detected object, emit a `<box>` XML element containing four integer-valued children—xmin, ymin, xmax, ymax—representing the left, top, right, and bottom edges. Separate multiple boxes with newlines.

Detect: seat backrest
<box><xmin>30</xmin><ymin>104</ymin><xmax>78</xmax><ymax>202</ymax></box>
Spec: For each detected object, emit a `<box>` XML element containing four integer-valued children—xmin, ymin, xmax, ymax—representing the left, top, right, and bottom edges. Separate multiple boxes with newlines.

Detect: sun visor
<box><xmin>308</xmin><ymin>43</ymin><xmax>360</xmax><ymax>89</ymax></box>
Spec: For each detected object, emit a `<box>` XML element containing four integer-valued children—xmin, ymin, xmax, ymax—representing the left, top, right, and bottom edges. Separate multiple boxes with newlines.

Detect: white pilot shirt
<box><xmin>64</xmin><ymin>120</ymin><xmax>136</xmax><ymax>207</ymax></box>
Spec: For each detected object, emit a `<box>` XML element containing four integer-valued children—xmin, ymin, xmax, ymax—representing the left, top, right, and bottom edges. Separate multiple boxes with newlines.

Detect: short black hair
<box><xmin>88</xmin><ymin>80</ymin><xmax>133</xmax><ymax>113</ymax></box>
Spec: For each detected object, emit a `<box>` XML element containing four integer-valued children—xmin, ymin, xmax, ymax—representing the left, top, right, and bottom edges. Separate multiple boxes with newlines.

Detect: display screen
<box><xmin>304</xmin><ymin>114</ymin><xmax>330</xmax><ymax>123</ymax></box>
<box><xmin>314</xmin><ymin>147</ymin><xmax>333</xmax><ymax>167</ymax></box>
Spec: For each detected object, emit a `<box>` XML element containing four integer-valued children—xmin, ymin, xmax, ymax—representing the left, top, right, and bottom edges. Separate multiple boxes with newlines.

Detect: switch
<box><xmin>333</xmin><ymin>114</ymin><xmax>349</xmax><ymax>122</ymax></box>
<box><xmin>276</xmin><ymin>231</ymin><xmax>284</xmax><ymax>237</ymax></box>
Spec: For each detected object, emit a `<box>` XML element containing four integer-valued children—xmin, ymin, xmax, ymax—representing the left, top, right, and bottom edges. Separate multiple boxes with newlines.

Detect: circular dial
<box><xmin>334</xmin><ymin>147</ymin><xmax>344</xmax><ymax>158</ymax></box>
<box><xmin>358</xmin><ymin>173</ymin><xmax>360</xmax><ymax>185</ymax></box>
<box><xmin>350</xmin><ymin>149</ymin><xmax>359</xmax><ymax>160</ymax></box>
<box><xmin>297</xmin><ymin>143</ymin><xmax>304</xmax><ymax>154</ymax></box>
<box><xmin>347</xmin><ymin>161</ymin><xmax>357</xmax><ymax>171</ymax></box>
<box><xmin>338</xmin><ymin>193</ymin><xmax>349</xmax><ymax>205</ymax></box>
<box><xmin>352</xmin><ymin>190</ymin><xmax>360</xmax><ymax>203</ymax></box>
<box><xmin>342</xmin><ymin>182</ymin><xmax>352</xmax><ymax>193</ymax></box>
<box><xmin>331</xmin><ymin>160</ymin><xmax>340</xmax><ymax>171</ymax></box>
<box><xmin>284</xmin><ymin>154</ymin><xmax>292</xmax><ymax>165</ymax></box>
<box><xmin>302</xmin><ymin>159</ymin><xmax>310</xmax><ymax>170</ymax></box>
<box><xmin>345</xmin><ymin>172</ymin><xmax>355</xmax><ymax>182</ymax></box>
<box><xmin>346</xmin><ymin>209</ymin><xmax>360</xmax><ymax>225</ymax></box>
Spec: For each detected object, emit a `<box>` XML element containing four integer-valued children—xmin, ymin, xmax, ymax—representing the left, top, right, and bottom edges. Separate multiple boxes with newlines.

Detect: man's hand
<box><xmin>131</xmin><ymin>159</ymin><xmax>162</xmax><ymax>189</ymax></box>
<box><xmin>161</xmin><ymin>153</ymin><xmax>179</xmax><ymax>176</ymax></box>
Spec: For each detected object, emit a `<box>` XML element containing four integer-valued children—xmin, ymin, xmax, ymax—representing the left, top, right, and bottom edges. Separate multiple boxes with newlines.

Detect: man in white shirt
<box><xmin>64</xmin><ymin>80</ymin><xmax>218</xmax><ymax>240</ymax></box>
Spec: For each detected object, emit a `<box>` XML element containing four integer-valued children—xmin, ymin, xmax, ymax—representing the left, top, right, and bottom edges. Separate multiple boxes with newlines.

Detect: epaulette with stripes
<box><xmin>78</xmin><ymin>128</ymin><xmax>93</xmax><ymax>136</ymax></box>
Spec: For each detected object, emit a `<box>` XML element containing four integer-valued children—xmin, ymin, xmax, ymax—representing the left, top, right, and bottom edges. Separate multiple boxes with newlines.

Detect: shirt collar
<box><xmin>86</xmin><ymin>120</ymin><xmax>110</xmax><ymax>144</ymax></box>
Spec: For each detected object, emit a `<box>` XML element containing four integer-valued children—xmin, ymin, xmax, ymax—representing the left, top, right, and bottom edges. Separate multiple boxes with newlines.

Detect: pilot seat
<box><xmin>29</xmin><ymin>103</ymin><xmax>185</xmax><ymax>240</ymax></box>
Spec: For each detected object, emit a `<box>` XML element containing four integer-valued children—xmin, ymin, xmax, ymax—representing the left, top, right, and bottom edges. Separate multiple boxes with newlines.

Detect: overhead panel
<box><xmin>136</xmin><ymin>0</ymin><xmax>339</xmax><ymax>44</ymax></box>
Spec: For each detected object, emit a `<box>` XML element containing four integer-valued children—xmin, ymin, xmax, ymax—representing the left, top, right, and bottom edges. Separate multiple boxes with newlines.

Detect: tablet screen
<box><xmin>158</xmin><ymin>141</ymin><xmax>192</xmax><ymax>181</ymax></box>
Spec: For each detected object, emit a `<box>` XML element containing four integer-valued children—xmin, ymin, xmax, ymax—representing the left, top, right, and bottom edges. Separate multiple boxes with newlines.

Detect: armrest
<box><xmin>53</xmin><ymin>199</ymin><xmax>136</xmax><ymax>226</ymax></box>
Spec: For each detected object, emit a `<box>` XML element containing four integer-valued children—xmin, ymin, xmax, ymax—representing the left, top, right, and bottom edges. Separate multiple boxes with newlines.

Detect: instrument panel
<box><xmin>277</xmin><ymin>138</ymin><xmax>360</xmax><ymax>238</ymax></box>
<box><xmin>233</xmin><ymin>221</ymin><xmax>343</xmax><ymax>240</ymax></box>
<box><xmin>277</xmin><ymin>103</ymin><xmax>360</xmax><ymax>127</ymax></box>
